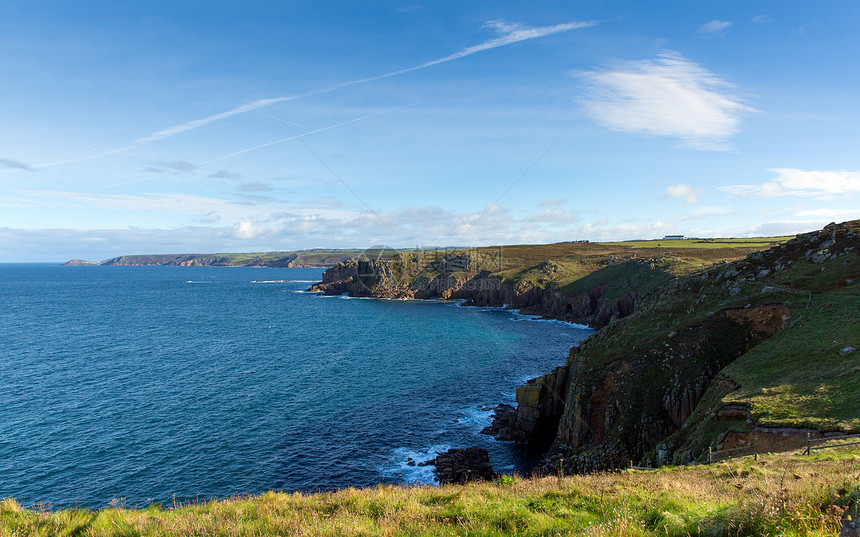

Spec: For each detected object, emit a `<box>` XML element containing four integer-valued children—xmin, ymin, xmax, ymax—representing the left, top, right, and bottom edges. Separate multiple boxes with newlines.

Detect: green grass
<box><xmin>604</xmin><ymin>237</ymin><xmax>793</xmax><ymax>249</ymax></box>
<box><xmin>551</xmin><ymin>222</ymin><xmax>859</xmax><ymax>469</ymax></box>
<box><xmin>721</xmin><ymin>286</ymin><xmax>860</xmax><ymax>431</ymax></box>
<box><xmin>2</xmin><ymin>449</ymin><xmax>857</xmax><ymax>536</ymax></box>
<box><xmin>459</xmin><ymin>237</ymin><xmax>788</xmax><ymax>297</ymax></box>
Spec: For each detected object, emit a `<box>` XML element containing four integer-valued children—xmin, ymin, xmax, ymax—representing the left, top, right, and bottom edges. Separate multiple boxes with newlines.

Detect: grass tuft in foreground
<box><xmin>2</xmin><ymin>448</ymin><xmax>857</xmax><ymax>536</ymax></box>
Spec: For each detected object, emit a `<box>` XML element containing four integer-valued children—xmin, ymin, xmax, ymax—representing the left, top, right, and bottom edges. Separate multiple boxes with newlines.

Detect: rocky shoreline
<box><xmin>311</xmin><ymin>221</ymin><xmax>859</xmax><ymax>479</ymax></box>
<box><xmin>308</xmin><ymin>259</ymin><xmax>641</xmax><ymax>330</ymax></box>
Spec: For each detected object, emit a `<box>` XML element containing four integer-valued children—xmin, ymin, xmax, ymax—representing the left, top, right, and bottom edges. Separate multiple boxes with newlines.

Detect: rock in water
<box><xmin>481</xmin><ymin>403</ymin><xmax>516</xmax><ymax>437</ymax></box>
<box><xmin>434</xmin><ymin>447</ymin><xmax>494</xmax><ymax>484</ymax></box>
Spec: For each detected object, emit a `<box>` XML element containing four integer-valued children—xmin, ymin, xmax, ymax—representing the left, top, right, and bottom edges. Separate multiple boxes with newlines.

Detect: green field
<box><xmin>604</xmin><ymin>237</ymin><xmax>793</xmax><ymax>249</ymax></box>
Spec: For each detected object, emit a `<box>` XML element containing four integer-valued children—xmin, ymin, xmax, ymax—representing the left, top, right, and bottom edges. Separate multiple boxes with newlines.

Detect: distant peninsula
<box><xmin>62</xmin><ymin>248</ymin><xmax>404</xmax><ymax>268</ymax></box>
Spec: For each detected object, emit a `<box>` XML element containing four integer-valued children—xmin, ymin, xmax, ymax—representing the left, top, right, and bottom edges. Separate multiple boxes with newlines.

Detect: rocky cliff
<box><xmin>492</xmin><ymin>221</ymin><xmax>859</xmax><ymax>472</ymax></box>
<box><xmin>310</xmin><ymin>255</ymin><xmax>656</xmax><ymax>329</ymax></box>
<box><xmin>310</xmin><ymin>222</ymin><xmax>858</xmax><ymax>473</ymax></box>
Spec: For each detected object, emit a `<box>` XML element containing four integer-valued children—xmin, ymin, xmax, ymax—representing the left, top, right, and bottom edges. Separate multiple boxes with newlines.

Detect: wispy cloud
<box><xmin>529</xmin><ymin>207</ymin><xmax>578</xmax><ymax>224</ymax></box>
<box><xmin>721</xmin><ymin>168</ymin><xmax>860</xmax><ymax>198</ymax></box>
<box><xmin>18</xmin><ymin>190</ymin><xmax>271</xmax><ymax>221</ymax></box>
<box><xmin>665</xmin><ymin>183</ymin><xmax>702</xmax><ymax>204</ymax></box>
<box><xmin>581</xmin><ymin>51</ymin><xmax>755</xmax><ymax>150</ymax></box>
<box><xmin>209</xmin><ymin>170</ymin><xmax>243</xmax><ymax>180</ymax></box>
<box><xmin>36</xmin><ymin>19</ymin><xmax>594</xmax><ymax>170</ymax></box>
<box><xmin>1</xmin><ymin>205</ymin><xmax>710</xmax><ymax>262</ymax></box>
<box><xmin>143</xmin><ymin>160</ymin><xmax>199</xmax><ymax>175</ymax></box>
<box><xmin>795</xmin><ymin>208</ymin><xmax>858</xmax><ymax>219</ymax></box>
<box><xmin>238</xmin><ymin>181</ymin><xmax>274</xmax><ymax>192</ymax></box>
<box><xmin>747</xmin><ymin>220</ymin><xmax>831</xmax><ymax>237</ymax></box>
<box><xmin>0</xmin><ymin>158</ymin><xmax>34</xmax><ymax>171</ymax></box>
<box><xmin>574</xmin><ymin>219</ymin><xmax>675</xmax><ymax>241</ymax></box>
<box><xmin>697</xmin><ymin>20</ymin><xmax>733</xmax><ymax>36</ymax></box>
<box><xmin>751</xmin><ymin>15</ymin><xmax>774</xmax><ymax>25</ymax></box>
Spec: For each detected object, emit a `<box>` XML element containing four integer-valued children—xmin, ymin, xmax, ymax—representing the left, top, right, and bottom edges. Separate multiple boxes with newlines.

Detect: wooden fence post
<box><xmin>754</xmin><ymin>439</ymin><xmax>758</xmax><ymax>461</ymax></box>
<box><xmin>708</xmin><ymin>446</ymin><xmax>712</xmax><ymax>464</ymax></box>
<box><xmin>805</xmin><ymin>432</ymin><xmax>810</xmax><ymax>455</ymax></box>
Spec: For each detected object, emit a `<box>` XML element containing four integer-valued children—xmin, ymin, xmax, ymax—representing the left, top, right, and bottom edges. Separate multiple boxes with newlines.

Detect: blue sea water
<box><xmin>0</xmin><ymin>264</ymin><xmax>591</xmax><ymax>509</ymax></box>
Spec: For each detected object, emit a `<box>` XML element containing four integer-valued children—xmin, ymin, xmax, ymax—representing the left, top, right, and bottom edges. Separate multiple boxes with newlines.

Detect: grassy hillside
<box><xmin>721</xmin><ymin>288</ymin><xmax>860</xmax><ymax>431</ymax></box>
<box><xmin>473</xmin><ymin>239</ymin><xmax>786</xmax><ymax>282</ymax></box>
<box><xmin>604</xmin><ymin>237</ymin><xmax>793</xmax><ymax>250</ymax></box>
<box><xmin>536</xmin><ymin>220</ymin><xmax>859</xmax><ymax>473</ymax></box>
<box><xmin>2</xmin><ymin>448</ymin><xmax>857</xmax><ymax>536</ymax></box>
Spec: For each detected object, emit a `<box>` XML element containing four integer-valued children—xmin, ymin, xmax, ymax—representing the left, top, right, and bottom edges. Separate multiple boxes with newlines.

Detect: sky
<box><xmin>1</xmin><ymin>1</ymin><xmax>859</xmax><ymax>261</ymax></box>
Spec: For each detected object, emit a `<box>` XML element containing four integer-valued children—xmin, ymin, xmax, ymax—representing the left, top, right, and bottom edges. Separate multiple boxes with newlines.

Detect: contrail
<box><xmin>200</xmin><ymin>103</ymin><xmax>417</xmax><ymax>165</ymax></box>
<box><xmin>96</xmin><ymin>104</ymin><xmax>415</xmax><ymax>191</ymax></box>
<box><xmin>30</xmin><ymin>19</ymin><xmax>595</xmax><ymax>170</ymax></box>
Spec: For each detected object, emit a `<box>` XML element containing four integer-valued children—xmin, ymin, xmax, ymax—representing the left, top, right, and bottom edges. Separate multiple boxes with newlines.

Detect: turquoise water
<box><xmin>0</xmin><ymin>264</ymin><xmax>591</xmax><ymax>508</ymax></box>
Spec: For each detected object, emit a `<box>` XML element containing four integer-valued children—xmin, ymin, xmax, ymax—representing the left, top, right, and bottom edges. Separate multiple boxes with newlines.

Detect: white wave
<box><xmin>184</xmin><ymin>281</ymin><xmax>217</xmax><ymax>284</ymax></box>
<box><xmin>507</xmin><ymin>310</ymin><xmax>591</xmax><ymax>330</ymax></box>
<box><xmin>380</xmin><ymin>444</ymin><xmax>451</xmax><ymax>485</ymax></box>
<box><xmin>456</xmin><ymin>301</ymin><xmax>591</xmax><ymax>329</ymax></box>
<box><xmin>456</xmin><ymin>406</ymin><xmax>495</xmax><ymax>434</ymax></box>
<box><xmin>454</xmin><ymin>302</ymin><xmax>504</xmax><ymax>312</ymax></box>
<box><xmin>252</xmin><ymin>279</ymin><xmax>319</xmax><ymax>284</ymax></box>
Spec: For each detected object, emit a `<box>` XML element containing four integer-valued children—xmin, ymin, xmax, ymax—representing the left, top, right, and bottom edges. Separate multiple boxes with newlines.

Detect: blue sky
<box><xmin>2</xmin><ymin>1</ymin><xmax>859</xmax><ymax>261</ymax></box>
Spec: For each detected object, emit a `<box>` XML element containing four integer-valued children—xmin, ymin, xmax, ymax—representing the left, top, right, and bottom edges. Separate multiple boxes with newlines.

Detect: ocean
<box><xmin>0</xmin><ymin>264</ymin><xmax>591</xmax><ymax>508</ymax></box>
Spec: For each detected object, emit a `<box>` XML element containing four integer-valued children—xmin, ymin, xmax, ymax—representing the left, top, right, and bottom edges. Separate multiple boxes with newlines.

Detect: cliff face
<box><xmin>310</xmin><ymin>256</ymin><xmax>650</xmax><ymax>329</ymax></box>
<box><xmin>514</xmin><ymin>221</ymin><xmax>858</xmax><ymax>472</ymax></box>
<box><xmin>483</xmin><ymin>364</ymin><xmax>571</xmax><ymax>447</ymax></box>
<box><xmin>98</xmin><ymin>254</ymin><xmax>306</xmax><ymax>267</ymax></box>
<box><xmin>310</xmin><ymin>222</ymin><xmax>858</xmax><ymax>472</ymax></box>
<box><xmin>547</xmin><ymin>305</ymin><xmax>790</xmax><ymax>471</ymax></box>
<box><xmin>63</xmin><ymin>250</ymin><xmax>376</xmax><ymax>268</ymax></box>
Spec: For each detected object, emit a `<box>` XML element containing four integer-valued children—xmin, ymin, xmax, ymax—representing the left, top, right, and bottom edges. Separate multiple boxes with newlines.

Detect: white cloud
<box><xmin>747</xmin><ymin>220</ymin><xmax>831</xmax><ymax>237</ymax></box>
<box><xmin>751</xmin><ymin>15</ymin><xmax>774</xmax><ymax>24</ymax></box>
<box><xmin>697</xmin><ymin>20</ymin><xmax>733</xmax><ymax>36</ymax></box>
<box><xmin>22</xmin><ymin>191</ymin><xmax>256</xmax><ymax>216</ymax></box>
<box><xmin>13</xmin><ymin>190</ymin><xmax>309</xmax><ymax>228</ymax></box>
<box><xmin>665</xmin><ymin>183</ymin><xmax>702</xmax><ymax>204</ymax></box>
<box><xmin>721</xmin><ymin>168</ymin><xmax>860</xmax><ymax>198</ymax></box>
<box><xmin>529</xmin><ymin>208</ymin><xmax>578</xmax><ymax>224</ymax></box>
<box><xmin>234</xmin><ymin>220</ymin><xmax>271</xmax><ymax>239</ymax></box>
<box><xmin>581</xmin><ymin>51</ymin><xmax>755</xmax><ymax>150</ymax></box>
<box><xmin>795</xmin><ymin>208</ymin><xmax>858</xmax><ymax>218</ymax></box>
<box><xmin>574</xmin><ymin>219</ymin><xmax>675</xmax><ymax>241</ymax></box>
<box><xmin>539</xmin><ymin>198</ymin><xmax>568</xmax><ymax>207</ymax></box>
